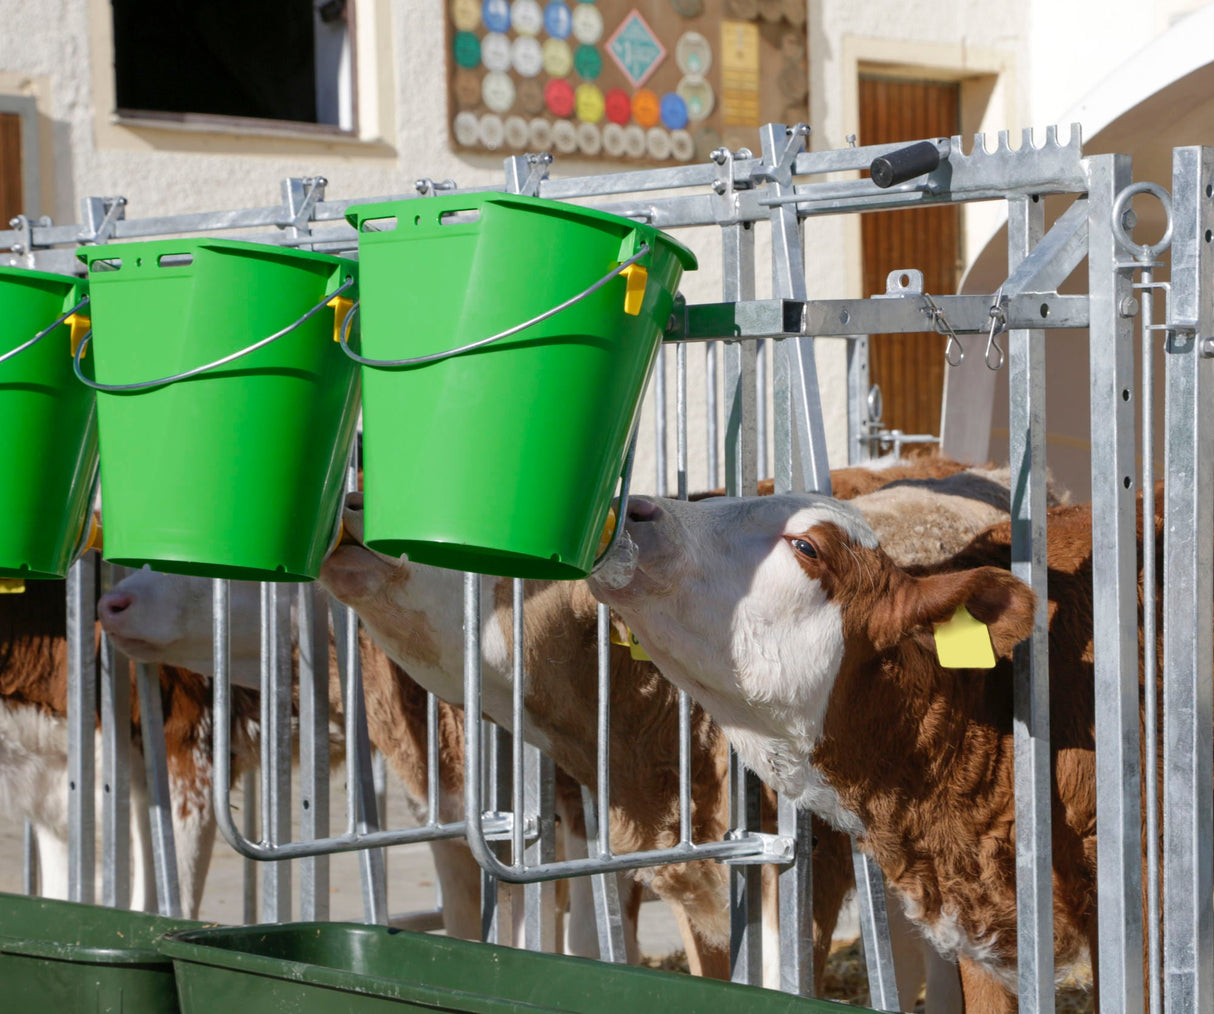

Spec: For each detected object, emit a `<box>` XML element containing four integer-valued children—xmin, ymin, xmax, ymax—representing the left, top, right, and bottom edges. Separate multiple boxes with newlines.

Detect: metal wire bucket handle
<box><xmin>338</xmin><ymin>243</ymin><xmax>651</xmax><ymax>368</ymax></box>
<box><xmin>71</xmin><ymin>277</ymin><xmax>356</xmax><ymax>392</ymax></box>
<box><xmin>0</xmin><ymin>294</ymin><xmax>91</xmax><ymax>367</ymax></box>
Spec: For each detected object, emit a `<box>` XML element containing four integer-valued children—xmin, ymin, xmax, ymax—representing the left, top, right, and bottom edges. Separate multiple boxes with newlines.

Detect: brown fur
<box><xmin>796</xmin><ymin>492</ymin><xmax>1166</xmax><ymax>1009</ymax></box>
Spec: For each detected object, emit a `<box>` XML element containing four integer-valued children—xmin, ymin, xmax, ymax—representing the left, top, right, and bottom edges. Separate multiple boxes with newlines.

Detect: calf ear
<box><xmin>873</xmin><ymin>567</ymin><xmax>1036</xmax><ymax>658</ymax></box>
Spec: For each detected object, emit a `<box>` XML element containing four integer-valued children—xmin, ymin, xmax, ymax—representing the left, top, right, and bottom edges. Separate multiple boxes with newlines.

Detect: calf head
<box><xmin>588</xmin><ymin>494</ymin><xmax>1034</xmax><ymax>807</ymax></box>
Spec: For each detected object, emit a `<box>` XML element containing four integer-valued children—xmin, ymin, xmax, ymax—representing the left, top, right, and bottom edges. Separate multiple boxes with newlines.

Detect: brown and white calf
<box><xmin>0</xmin><ymin>575</ymin><xmax>259</xmax><ymax>916</ymax></box>
<box><xmin>588</xmin><ymin>488</ymin><xmax>1161</xmax><ymax>1011</ymax></box>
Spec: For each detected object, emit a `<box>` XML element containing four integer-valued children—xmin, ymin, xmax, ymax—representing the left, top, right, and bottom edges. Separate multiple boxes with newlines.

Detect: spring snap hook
<box><xmin>985</xmin><ymin>288</ymin><xmax>1008</xmax><ymax>371</ymax></box>
<box><xmin>921</xmin><ymin>293</ymin><xmax>964</xmax><ymax>367</ymax></box>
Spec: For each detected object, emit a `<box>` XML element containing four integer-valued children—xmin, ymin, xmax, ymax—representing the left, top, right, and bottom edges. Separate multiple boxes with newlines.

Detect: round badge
<box><xmin>512</xmin><ymin>35</ymin><xmax>543</xmax><ymax>76</ymax></box>
<box><xmin>574</xmin><ymin>44</ymin><xmax>602</xmax><ymax>80</ymax></box>
<box><xmin>575</xmin><ymin>82</ymin><xmax>604</xmax><ymax>122</ymax></box>
<box><xmin>544</xmin><ymin>1</ymin><xmax>572</xmax><ymax>39</ymax></box>
<box><xmin>777</xmin><ymin>63</ymin><xmax>808</xmax><ymax>101</ymax></box>
<box><xmin>482</xmin><ymin>71</ymin><xmax>516</xmax><ymax>113</ymax></box>
<box><xmin>528</xmin><ymin>117</ymin><xmax>553</xmax><ymax>149</ymax></box>
<box><xmin>669</xmin><ymin>0</ymin><xmax>704</xmax><ymax>15</ymax></box>
<box><xmin>571</xmin><ymin>3</ymin><xmax>603</xmax><ymax>43</ymax></box>
<box><xmin>453</xmin><ymin>32</ymin><xmax>481</xmax><ymax>70</ymax></box>
<box><xmin>480</xmin><ymin>114</ymin><xmax>505</xmax><ymax>149</ymax></box>
<box><xmin>660</xmin><ymin>92</ymin><xmax>688</xmax><ymax>130</ymax></box>
<box><xmin>551</xmin><ymin>118</ymin><xmax>578</xmax><ymax>154</ymax></box>
<box><xmin>675</xmin><ymin>32</ymin><xmax>712</xmax><ymax>76</ymax></box>
<box><xmin>481</xmin><ymin>32</ymin><xmax>512</xmax><ymax>72</ymax></box>
<box><xmin>542</xmin><ymin>38</ymin><xmax>573</xmax><ymax>77</ymax></box>
<box><xmin>631</xmin><ymin>88</ymin><xmax>660</xmax><ymax>128</ymax></box>
<box><xmin>454</xmin><ymin>68</ymin><xmax>482</xmax><ymax>108</ymax></box>
<box><xmin>602</xmin><ymin>122</ymin><xmax>626</xmax><ymax>157</ymax></box>
<box><xmin>504</xmin><ymin>115</ymin><xmax>529</xmax><ymax>148</ymax></box>
<box><xmin>453</xmin><ymin>111</ymin><xmax>480</xmax><ymax>146</ymax></box>
<box><xmin>451</xmin><ymin>0</ymin><xmax>481</xmax><ymax>31</ymax></box>
<box><xmin>693</xmin><ymin>125</ymin><xmax>722</xmax><ymax>161</ymax></box>
<box><xmin>646</xmin><ymin>127</ymin><xmax>672</xmax><ymax>160</ymax></box>
<box><xmin>623</xmin><ymin>124</ymin><xmax>646</xmax><ymax>158</ymax></box>
<box><xmin>511</xmin><ymin>0</ymin><xmax>543</xmax><ymax>34</ymax></box>
<box><xmin>576</xmin><ymin>122</ymin><xmax>602</xmax><ymax>155</ymax></box>
<box><xmin>670</xmin><ymin>129</ymin><xmax>694</xmax><ymax>161</ymax></box>
<box><xmin>676</xmin><ymin>77</ymin><xmax>715</xmax><ymax>122</ymax></box>
<box><xmin>482</xmin><ymin>0</ymin><xmax>511</xmax><ymax>32</ymax></box>
<box><xmin>604</xmin><ymin>87</ymin><xmax>631</xmax><ymax>125</ymax></box>
<box><xmin>517</xmin><ymin>77</ymin><xmax>545</xmax><ymax>114</ymax></box>
<box><xmin>544</xmin><ymin>77</ymin><xmax>575</xmax><ymax>117</ymax></box>
<box><xmin>725</xmin><ymin>0</ymin><xmax>758</xmax><ymax>17</ymax></box>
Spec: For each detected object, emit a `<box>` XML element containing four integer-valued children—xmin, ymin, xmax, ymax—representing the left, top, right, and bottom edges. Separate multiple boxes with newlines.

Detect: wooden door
<box><xmin>0</xmin><ymin>112</ymin><xmax>23</xmax><ymax>226</ymax></box>
<box><xmin>859</xmin><ymin>76</ymin><xmax>961</xmax><ymax>442</ymax></box>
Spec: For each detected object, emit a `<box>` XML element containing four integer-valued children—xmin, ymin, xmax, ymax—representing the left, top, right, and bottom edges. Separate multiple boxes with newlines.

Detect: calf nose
<box><xmin>345</xmin><ymin>491</ymin><xmax>364</xmax><ymax>512</ymax></box>
<box><xmin>626</xmin><ymin>498</ymin><xmax>662</xmax><ymax>524</ymax></box>
<box><xmin>98</xmin><ymin>591</ymin><xmax>133</xmax><ymax>627</ymax></box>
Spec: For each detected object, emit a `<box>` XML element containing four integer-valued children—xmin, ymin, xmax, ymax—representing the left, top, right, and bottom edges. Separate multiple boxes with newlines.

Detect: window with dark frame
<box><xmin>111</xmin><ymin>0</ymin><xmax>354</xmax><ymax>130</ymax></box>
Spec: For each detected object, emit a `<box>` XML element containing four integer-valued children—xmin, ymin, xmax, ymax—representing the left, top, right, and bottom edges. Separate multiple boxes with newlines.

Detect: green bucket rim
<box><xmin>0</xmin><ymin>263</ymin><xmax>88</xmax><ymax>289</ymax></box>
<box><xmin>77</xmin><ymin>235</ymin><xmax>357</xmax><ymax>272</ymax></box>
<box><xmin>345</xmin><ymin>191</ymin><xmax>698</xmax><ymax>273</ymax></box>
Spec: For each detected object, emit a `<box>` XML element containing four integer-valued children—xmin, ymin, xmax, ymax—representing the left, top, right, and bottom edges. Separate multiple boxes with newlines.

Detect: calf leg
<box><xmin>958</xmin><ymin>957</ymin><xmax>1017</xmax><ymax>1014</ymax></box>
<box><xmin>429</xmin><ymin>838</ymin><xmax>482</xmax><ymax>940</ymax></box>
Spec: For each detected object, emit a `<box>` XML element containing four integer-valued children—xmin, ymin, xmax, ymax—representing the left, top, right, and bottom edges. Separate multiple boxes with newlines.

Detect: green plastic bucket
<box><xmin>77</xmin><ymin>239</ymin><xmax>360</xmax><ymax>581</ymax></box>
<box><xmin>160</xmin><ymin>922</ymin><xmax>856</xmax><ymax>1013</ymax></box>
<box><xmin>0</xmin><ymin>892</ymin><xmax>204</xmax><ymax>1013</ymax></box>
<box><xmin>346</xmin><ymin>193</ymin><xmax>696</xmax><ymax>580</ymax></box>
<box><xmin>0</xmin><ymin>266</ymin><xmax>97</xmax><ymax>578</ymax></box>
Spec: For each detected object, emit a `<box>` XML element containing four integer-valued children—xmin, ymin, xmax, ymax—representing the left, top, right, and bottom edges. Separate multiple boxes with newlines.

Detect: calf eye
<box><xmin>789</xmin><ymin>538</ymin><xmax>818</xmax><ymax>559</ymax></box>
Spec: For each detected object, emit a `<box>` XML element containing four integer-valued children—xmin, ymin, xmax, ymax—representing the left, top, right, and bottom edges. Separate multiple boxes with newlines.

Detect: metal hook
<box><xmin>921</xmin><ymin>293</ymin><xmax>965</xmax><ymax>367</ymax></box>
<box><xmin>985</xmin><ymin>288</ymin><xmax>1007</xmax><ymax>371</ymax></box>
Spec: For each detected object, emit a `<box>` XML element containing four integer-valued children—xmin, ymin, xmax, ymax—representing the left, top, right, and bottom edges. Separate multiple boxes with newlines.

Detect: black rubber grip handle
<box><xmin>870</xmin><ymin>140</ymin><xmax>941</xmax><ymax>188</ymax></box>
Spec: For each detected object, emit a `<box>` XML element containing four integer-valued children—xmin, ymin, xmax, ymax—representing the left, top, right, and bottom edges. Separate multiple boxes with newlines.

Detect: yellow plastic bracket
<box><xmin>597</xmin><ymin>508</ymin><xmax>617</xmax><ymax>556</ymax></box>
<box><xmin>619</xmin><ymin>264</ymin><xmax>648</xmax><ymax>316</ymax></box>
<box><xmin>328</xmin><ymin>296</ymin><xmax>355</xmax><ymax>343</ymax></box>
<box><xmin>933</xmin><ymin>606</ymin><xmax>996</xmax><ymax>669</ymax></box>
<box><xmin>608</xmin><ymin>622</ymin><xmax>652</xmax><ymax>662</ymax></box>
<box><xmin>0</xmin><ymin>579</ymin><xmax>25</xmax><ymax>594</ymax></box>
<box><xmin>66</xmin><ymin>314</ymin><xmax>91</xmax><ymax>357</ymax></box>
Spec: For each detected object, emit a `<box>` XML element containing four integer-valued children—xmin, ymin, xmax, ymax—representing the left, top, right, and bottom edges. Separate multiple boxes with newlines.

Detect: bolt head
<box><xmin>1201</xmin><ymin>337</ymin><xmax>1214</xmax><ymax>358</ymax></box>
<box><xmin>1119</xmin><ymin>296</ymin><xmax>1140</xmax><ymax>318</ymax></box>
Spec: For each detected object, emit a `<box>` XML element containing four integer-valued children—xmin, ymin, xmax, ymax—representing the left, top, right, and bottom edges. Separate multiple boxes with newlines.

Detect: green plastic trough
<box><xmin>0</xmin><ymin>892</ymin><xmax>204</xmax><ymax>1013</ymax></box>
<box><xmin>160</xmin><ymin>921</ymin><xmax>858</xmax><ymax>1014</ymax></box>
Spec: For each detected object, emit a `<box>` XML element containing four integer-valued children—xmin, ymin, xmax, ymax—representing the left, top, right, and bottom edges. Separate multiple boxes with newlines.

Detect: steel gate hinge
<box><xmin>717</xmin><ymin>830</ymin><xmax>796</xmax><ymax>865</ymax></box>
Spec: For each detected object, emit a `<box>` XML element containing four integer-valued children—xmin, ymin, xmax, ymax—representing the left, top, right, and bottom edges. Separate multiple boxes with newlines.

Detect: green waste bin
<box><xmin>76</xmin><ymin>238</ymin><xmax>359</xmax><ymax>581</ymax></box>
<box><xmin>160</xmin><ymin>922</ymin><xmax>858</xmax><ymax>1013</ymax></box>
<box><xmin>0</xmin><ymin>892</ymin><xmax>205</xmax><ymax>1013</ymax></box>
<box><xmin>0</xmin><ymin>267</ymin><xmax>97</xmax><ymax>578</ymax></box>
<box><xmin>345</xmin><ymin>193</ymin><xmax>696</xmax><ymax>580</ymax></box>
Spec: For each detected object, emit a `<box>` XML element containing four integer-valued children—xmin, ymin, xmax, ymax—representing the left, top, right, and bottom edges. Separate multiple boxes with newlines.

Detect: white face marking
<box><xmin>588</xmin><ymin>494</ymin><xmax>877</xmax><ymax>813</ymax></box>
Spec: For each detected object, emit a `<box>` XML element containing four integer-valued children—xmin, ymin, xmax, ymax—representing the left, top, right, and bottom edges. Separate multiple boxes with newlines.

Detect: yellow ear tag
<box><xmin>608</xmin><ymin>621</ymin><xmax>652</xmax><ymax>661</ymax></box>
<box><xmin>0</xmin><ymin>579</ymin><xmax>25</xmax><ymax>594</ymax></box>
<box><xmin>66</xmin><ymin>313</ymin><xmax>91</xmax><ymax>356</ymax></box>
<box><xmin>327</xmin><ymin>295</ymin><xmax>355</xmax><ymax>343</ymax></box>
<box><xmin>619</xmin><ymin>264</ymin><xmax>648</xmax><ymax>316</ymax></box>
<box><xmin>597</xmin><ymin>508</ymin><xmax>617</xmax><ymax>556</ymax></box>
<box><xmin>934</xmin><ymin>607</ymin><xmax>996</xmax><ymax>669</ymax></box>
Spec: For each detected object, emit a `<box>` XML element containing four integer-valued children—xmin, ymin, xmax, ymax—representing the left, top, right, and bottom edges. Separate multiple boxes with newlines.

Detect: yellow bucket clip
<box><xmin>328</xmin><ymin>295</ymin><xmax>355</xmax><ymax>343</ymax></box>
<box><xmin>66</xmin><ymin>314</ymin><xmax>92</xmax><ymax>357</ymax></box>
<box><xmin>619</xmin><ymin>264</ymin><xmax>648</xmax><ymax>316</ymax></box>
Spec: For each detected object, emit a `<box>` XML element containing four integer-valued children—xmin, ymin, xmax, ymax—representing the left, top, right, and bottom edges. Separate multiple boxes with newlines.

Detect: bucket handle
<box><xmin>0</xmin><ymin>294</ymin><xmax>91</xmax><ymax>366</ymax></box>
<box><xmin>72</xmin><ymin>277</ymin><xmax>356</xmax><ymax>392</ymax></box>
<box><xmin>338</xmin><ymin>243</ymin><xmax>651</xmax><ymax>368</ymax></box>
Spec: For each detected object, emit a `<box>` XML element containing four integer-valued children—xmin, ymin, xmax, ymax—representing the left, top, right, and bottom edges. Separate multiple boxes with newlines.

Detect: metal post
<box><xmin>847</xmin><ymin>336</ymin><xmax>871</xmax><ymax>464</ymax></box>
<box><xmin>66</xmin><ymin>556</ymin><xmax>96</xmax><ymax>904</ymax></box>
<box><xmin>1162</xmin><ymin>145</ymin><xmax>1214</xmax><ymax>1014</ymax></box>
<box><xmin>299</xmin><ymin>583</ymin><xmax>331</xmax><ymax>921</ymax></box>
<box><xmin>136</xmin><ymin>662</ymin><xmax>182</xmax><ymax>917</ymax></box>
<box><xmin>99</xmin><ymin>630</ymin><xmax>131</xmax><ymax>910</ymax></box>
<box><xmin>1087</xmin><ymin>152</ymin><xmax>1144</xmax><ymax>1014</ymax></box>
<box><xmin>1008</xmin><ymin>194</ymin><xmax>1055</xmax><ymax>1013</ymax></box>
<box><xmin>23</xmin><ymin>821</ymin><xmax>36</xmax><ymax>896</ymax></box>
<box><xmin>260</xmin><ymin>582</ymin><xmax>292</xmax><ymax>922</ymax></box>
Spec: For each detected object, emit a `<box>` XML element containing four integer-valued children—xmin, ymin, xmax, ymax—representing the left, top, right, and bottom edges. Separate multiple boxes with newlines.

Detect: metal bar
<box><xmin>23</xmin><ymin>821</ymin><xmax>36</xmax><ymax>895</ymax></box>
<box><xmin>729</xmin><ymin>759</ymin><xmax>764</xmax><ymax>985</ymax></box>
<box><xmin>999</xmin><ymin>198</ymin><xmax>1089</xmax><ymax>297</ymax></box>
<box><xmin>242</xmin><ymin>769</ymin><xmax>257</xmax><ymax>923</ymax></box>
<box><xmin>99</xmin><ymin>629</ymin><xmax>131</xmax><ymax>910</ymax></box>
<box><xmin>1087</xmin><ymin>152</ymin><xmax>1145</xmax><ymax>1014</ymax></box>
<box><xmin>482</xmin><ymin>721</ymin><xmax>509</xmax><ymax>944</ymax></box>
<box><xmin>1162</xmin><ymin>145</ymin><xmax>1214</xmax><ymax>1014</ymax></box>
<box><xmin>1007</xmin><ymin>194</ymin><xmax>1055</xmax><ymax>1014</ymax></box>
<box><xmin>298</xmin><ymin>583</ymin><xmax>331</xmax><ymax>921</ymax></box>
<box><xmin>66</xmin><ymin>556</ymin><xmax>96</xmax><ymax>904</ymax></box>
<box><xmin>852</xmin><ymin>847</ymin><xmax>900</xmax><ymax>1012</ymax></box>
<box><xmin>136</xmin><ymin>661</ymin><xmax>182</xmax><ymax>917</ymax></box>
<box><xmin>259</xmin><ymin>582</ymin><xmax>292</xmax><ymax>921</ymax></box>
<box><xmin>722</xmin><ymin>222</ymin><xmax>757</xmax><ymax>499</ymax></box>
<box><xmin>706</xmin><ymin>342</ymin><xmax>719</xmax><ymax>487</ymax></box>
<box><xmin>778</xmin><ymin>801</ymin><xmax>814</xmax><ymax>995</ymax></box>
<box><xmin>676</xmin><ymin>341</ymin><xmax>688</xmax><ymax>499</ymax></box>
<box><xmin>596</xmin><ymin>604</ymin><xmax>611</xmax><ymax>860</ymax></box>
<box><xmin>655</xmin><ymin>344</ymin><xmax>667</xmax><ymax>493</ymax></box>
<box><xmin>847</xmin><ymin>336</ymin><xmax>871</xmax><ymax>463</ymax></box>
<box><xmin>581</xmin><ymin>782</ymin><xmax>627</xmax><ymax>963</ymax></box>
<box><xmin>522</xmin><ymin>746</ymin><xmax>556</xmax><ymax>952</ymax></box>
